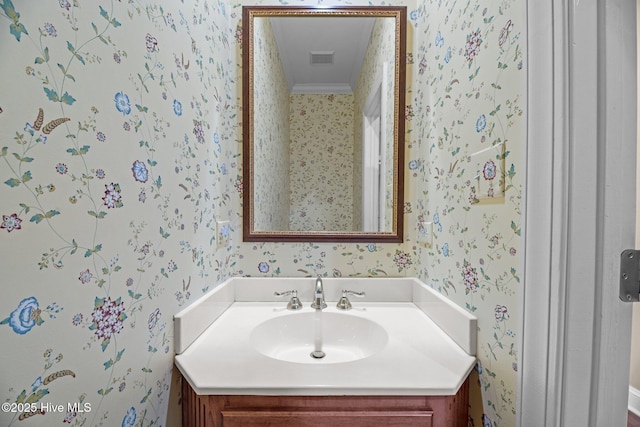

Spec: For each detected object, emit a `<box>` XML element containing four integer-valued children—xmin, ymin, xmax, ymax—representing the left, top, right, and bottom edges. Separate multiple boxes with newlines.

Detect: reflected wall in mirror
<box><xmin>242</xmin><ymin>6</ymin><xmax>406</xmax><ymax>242</ymax></box>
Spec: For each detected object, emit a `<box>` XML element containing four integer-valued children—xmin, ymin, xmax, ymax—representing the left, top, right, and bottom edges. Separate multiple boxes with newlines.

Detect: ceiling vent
<box><xmin>310</xmin><ymin>51</ymin><xmax>335</xmax><ymax>65</ymax></box>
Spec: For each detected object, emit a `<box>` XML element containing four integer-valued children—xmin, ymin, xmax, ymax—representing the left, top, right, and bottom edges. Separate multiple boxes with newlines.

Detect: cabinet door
<box><xmin>220</xmin><ymin>410</ymin><xmax>433</xmax><ymax>427</ymax></box>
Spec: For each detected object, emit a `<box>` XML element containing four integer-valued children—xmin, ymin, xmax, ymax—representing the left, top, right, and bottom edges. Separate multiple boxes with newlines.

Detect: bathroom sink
<box><xmin>249</xmin><ymin>311</ymin><xmax>388</xmax><ymax>364</ymax></box>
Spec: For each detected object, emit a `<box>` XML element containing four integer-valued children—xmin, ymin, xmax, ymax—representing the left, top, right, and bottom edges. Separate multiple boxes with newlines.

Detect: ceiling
<box><xmin>269</xmin><ymin>16</ymin><xmax>376</xmax><ymax>94</ymax></box>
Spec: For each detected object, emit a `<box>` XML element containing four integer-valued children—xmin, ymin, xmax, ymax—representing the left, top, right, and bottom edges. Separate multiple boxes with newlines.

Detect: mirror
<box><xmin>242</xmin><ymin>6</ymin><xmax>406</xmax><ymax>242</ymax></box>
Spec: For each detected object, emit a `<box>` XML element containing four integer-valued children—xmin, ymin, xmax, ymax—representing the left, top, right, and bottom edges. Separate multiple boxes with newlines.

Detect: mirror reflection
<box><xmin>243</xmin><ymin>6</ymin><xmax>406</xmax><ymax>242</ymax></box>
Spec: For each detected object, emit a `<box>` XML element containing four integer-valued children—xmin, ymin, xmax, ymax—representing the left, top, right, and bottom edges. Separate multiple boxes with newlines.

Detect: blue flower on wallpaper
<box><xmin>476</xmin><ymin>114</ymin><xmax>486</xmax><ymax>132</ymax></box>
<box><xmin>435</xmin><ymin>31</ymin><xmax>444</xmax><ymax>48</ymax></box>
<box><xmin>258</xmin><ymin>262</ymin><xmax>269</xmax><ymax>273</ymax></box>
<box><xmin>1</xmin><ymin>297</ymin><xmax>43</xmax><ymax>334</ymax></box>
<box><xmin>409</xmin><ymin>10</ymin><xmax>419</xmax><ymax>21</ymax></box>
<box><xmin>408</xmin><ymin>159</ymin><xmax>418</xmax><ymax>170</ymax></box>
<box><xmin>444</xmin><ymin>47</ymin><xmax>452</xmax><ymax>64</ymax></box>
<box><xmin>433</xmin><ymin>212</ymin><xmax>442</xmax><ymax>232</ymax></box>
<box><xmin>114</xmin><ymin>91</ymin><xmax>131</xmax><ymax>115</ymax></box>
<box><xmin>367</xmin><ymin>243</ymin><xmax>376</xmax><ymax>252</ymax></box>
<box><xmin>173</xmin><ymin>99</ymin><xmax>183</xmax><ymax>116</ymax></box>
<box><xmin>213</xmin><ymin>131</ymin><xmax>221</xmax><ymax>152</ymax></box>
<box><xmin>482</xmin><ymin>414</ymin><xmax>493</xmax><ymax>427</ymax></box>
<box><xmin>442</xmin><ymin>243</ymin><xmax>449</xmax><ymax>257</ymax></box>
<box><xmin>122</xmin><ymin>406</ymin><xmax>136</xmax><ymax>427</ymax></box>
<box><xmin>131</xmin><ymin>160</ymin><xmax>149</xmax><ymax>183</ymax></box>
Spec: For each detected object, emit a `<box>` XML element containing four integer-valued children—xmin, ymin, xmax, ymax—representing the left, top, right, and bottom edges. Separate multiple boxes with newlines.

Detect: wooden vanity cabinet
<box><xmin>181</xmin><ymin>378</ymin><xmax>469</xmax><ymax>427</ymax></box>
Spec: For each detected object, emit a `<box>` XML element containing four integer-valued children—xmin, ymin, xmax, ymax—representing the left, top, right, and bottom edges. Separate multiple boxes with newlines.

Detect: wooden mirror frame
<box><xmin>242</xmin><ymin>5</ymin><xmax>406</xmax><ymax>242</ymax></box>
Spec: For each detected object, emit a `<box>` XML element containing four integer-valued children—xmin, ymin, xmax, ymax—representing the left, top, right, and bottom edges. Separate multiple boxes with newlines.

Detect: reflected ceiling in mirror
<box><xmin>242</xmin><ymin>6</ymin><xmax>406</xmax><ymax>242</ymax></box>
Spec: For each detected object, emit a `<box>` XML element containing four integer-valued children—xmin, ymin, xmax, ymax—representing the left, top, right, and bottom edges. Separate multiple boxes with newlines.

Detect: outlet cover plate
<box><xmin>417</xmin><ymin>220</ymin><xmax>433</xmax><ymax>248</ymax></box>
<box><xmin>216</xmin><ymin>220</ymin><xmax>231</xmax><ymax>249</ymax></box>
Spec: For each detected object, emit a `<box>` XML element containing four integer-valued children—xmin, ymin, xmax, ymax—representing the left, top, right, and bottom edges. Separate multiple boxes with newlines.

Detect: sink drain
<box><xmin>310</xmin><ymin>350</ymin><xmax>326</xmax><ymax>359</ymax></box>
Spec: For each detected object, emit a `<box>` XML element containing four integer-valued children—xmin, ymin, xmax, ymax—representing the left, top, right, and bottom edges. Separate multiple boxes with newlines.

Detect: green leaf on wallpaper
<box><xmin>137</xmin><ymin>73</ymin><xmax>149</xmax><ymax>93</ymax></box>
<box><xmin>44</xmin><ymin>87</ymin><xmax>60</xmax><ymax>102</ymax></box>
<box><xmin>128</xmin><ymin>290</ymin><xmax>142</xmax><ymax>300</ymax></box>
<box><xmin>58</xmin><ymin>63</ymin><xmax>75</xmax><ymax>82</ymax></box>
<box><xmin>67</xmin><ymin>145</ymin><xmax>90</xmax><ymax>156</ymax></box>
<box><xmin>4</xmin><ymin>177</ymin><xmax>20</xmax><ymax>187</ymax></box>
<box><xmin>1</xmin><ymin>147</ymin><xmax>7</xmax><ymax>156</ymax></box>
<box><xmin>99</xmin><ymin>5</ymin><xmax>109</xmax><ymax>20</ymax></box>
<box><xmin>22</xmin><ymin>170</ymin><xmax>32</xmax><ymax>182</ymax></box>
<box><xmin>511</xmin><ymin>221</ymin><xmax>521</xmax><ymax>236</ymax></box>
<box><xmin>15</xmin><ymin>389</ymin><xmax>26</xmax><ymax>404</ymax></box>
<box><xmin>25</xmin><ymin>388</ymin><xmax>49</xmax><ymax>403</ymax></box>
<box><xmin>97</xmin><ymin>387</ymin><xmax>113</xmax><ymax>396</ymax></box>
<box><xmin>45</xmin><ymin>209</ymin><xmax>59</xmax><ymax>219</ymax></box>
<box><xmin>98</xmin><ymin>5</ymin><xmax>121</xmax><ymax>28</ymax></box>
<box><xmin>498</xmin><ymin>62</ymin><xmax>508</xmax><ymax>70</ymax></box>
<box><xmin>44</xmin><ymin>87</ymin><xmax>76</xmax><ymax>105</ymax></box>
<box><xmin>147</xmin><ymin>159</ymin><xmax>157</xmax><ymax>167</ymax></box>
<box><xmin>498</xmin><ymin>150</ymin><xmax>510</xmax><ymax>160</ymax></box>
<box><xmin>468</xmin><ymin>67</ymin><xmax>480</xmax><ymax>81</ymax></box>
<box><xmin>489</xmin><ymin>105</ymin><xmax>501</xmax><ymax>116</ymax></box>
<box><xmin>29</xmin><ymin>213</ymin><xmax>44</xmax><ymax>223</ymax></box>
<box><xmin>507</xmin><ymin>163</ymin><xmax>516</xmax><ymax>179</ymax></box>
<box><xmin>103</xmin><ymin>349</ymin><xmax>125</xmax><ymax>370</ymax></box>
<box><xmin>88</xmin><ymin>210</ymin><xmax>107</xmax><ymax>219</ymax></box>
<box><xmin>60</xmin><ymin>91</ymin><xmax>76</xmax><ymax>105</ymax></box>
<box><xmin>29</xmin><ymin>210</ymin><xmax>57</xmax><ymax>224</ymax></box>
<box><xmin>135</xmin><ymin>104</ymin><xmax>148</xmax><ymax>113</ymax></box>
<box><xmin>9</xmin><ymin>22</ymin><xmax>28</xmax><ymax>42</ymax></box>
<box><xmin>12</xmin><ymin>153</ymin><xmax>33</xmax><ymax>162</ymax></box>
<box><xmin>140</xmin><ymin>387</ymin><xmax>152</xmax><ymax>404</ymax></box>
<box><xmin>70</xmin><ymin>239</ymin><xmax>78</xmax><ymax>254</ymax></box>
<box><xmin>159</xmin><ymin>226</ymin><xmax>170</xmax><ymax>239</ymax></box>
<box><xmin>491</xmin><ymin>83</ymin><xmax>502</xmax><ymax>90</ymax></box>
<box><xmin>84</xmin><ymin>244</ymin><xmax>102</xmax><ymax>257</ymax></box>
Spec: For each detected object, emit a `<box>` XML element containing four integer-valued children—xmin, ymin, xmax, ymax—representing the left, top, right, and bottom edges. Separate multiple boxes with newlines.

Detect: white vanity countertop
<box><xmin>175</xmin><ymin>300</ymin><xmax>477</xmax><ymax>396</ymax></box>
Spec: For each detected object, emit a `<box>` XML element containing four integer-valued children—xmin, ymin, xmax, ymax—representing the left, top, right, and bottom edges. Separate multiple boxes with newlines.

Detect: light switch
<box><xmin>417</xmin><ymin>220</ymin><xmax>433</xmax><ymax>248</ymax></box>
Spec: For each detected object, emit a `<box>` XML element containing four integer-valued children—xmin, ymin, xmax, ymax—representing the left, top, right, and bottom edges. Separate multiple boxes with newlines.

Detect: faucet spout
<box><xmin>311</xmin><ymin>276</ymin><xmax>327</xmax><ymax>310</ymax></box>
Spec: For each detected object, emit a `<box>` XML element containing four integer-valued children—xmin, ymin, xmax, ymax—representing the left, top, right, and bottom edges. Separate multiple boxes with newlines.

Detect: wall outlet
<box><xmin>216</xmin><ymin>220</ymin><xmax>231</xmax><ymax>249</ymax></box>
<box><xmin>417</xmin><ymin>220</ymin><xmax>433</xmax><ymax>248</ymax></box>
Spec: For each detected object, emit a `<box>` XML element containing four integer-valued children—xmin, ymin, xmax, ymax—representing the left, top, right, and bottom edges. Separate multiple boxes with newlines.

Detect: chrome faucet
<box><xmin>311</xmin><ymin>276</ymin><xmax>327</xmax><ymax>310</ymax></box>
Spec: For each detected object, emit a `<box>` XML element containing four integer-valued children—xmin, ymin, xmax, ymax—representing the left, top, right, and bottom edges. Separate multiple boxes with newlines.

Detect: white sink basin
<box><xmin>250</xmin><ymin>311</ymin><xmax>388</xmax><ymax>364</ymax></box>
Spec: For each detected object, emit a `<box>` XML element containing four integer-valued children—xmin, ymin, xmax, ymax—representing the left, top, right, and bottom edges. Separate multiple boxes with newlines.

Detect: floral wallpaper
<box><xmin>234</xmin><ymin>1</ymin><xmax>523</xmax><ymax>426</ymax></box>
<box><xmin>289</xmin><ymin>94</ymin><xmax>355</xmax><ymax>231</ymax></box>
<box><xmin>252</xmin><ymin>16</ymin><xmax>291</xmax><ymax>231</ymax></box>
<box><xmin>0</xmin><ymin>1</ymin><xmax>523</xmax><ymax>427</ymax></box>
<box><xmin>353</xmin><ymin>16</ymin><xmax>397</xmax><ymax>231</ymax></box>
<box><xmin>0</xmin><ymin>0</ymin><xmax>237</xmax><ymax>425</ymax></box>
<box><xmin>407</xmin><ymin>2</ymin><xmax>523</xmax><ymax>425</ymax></box>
